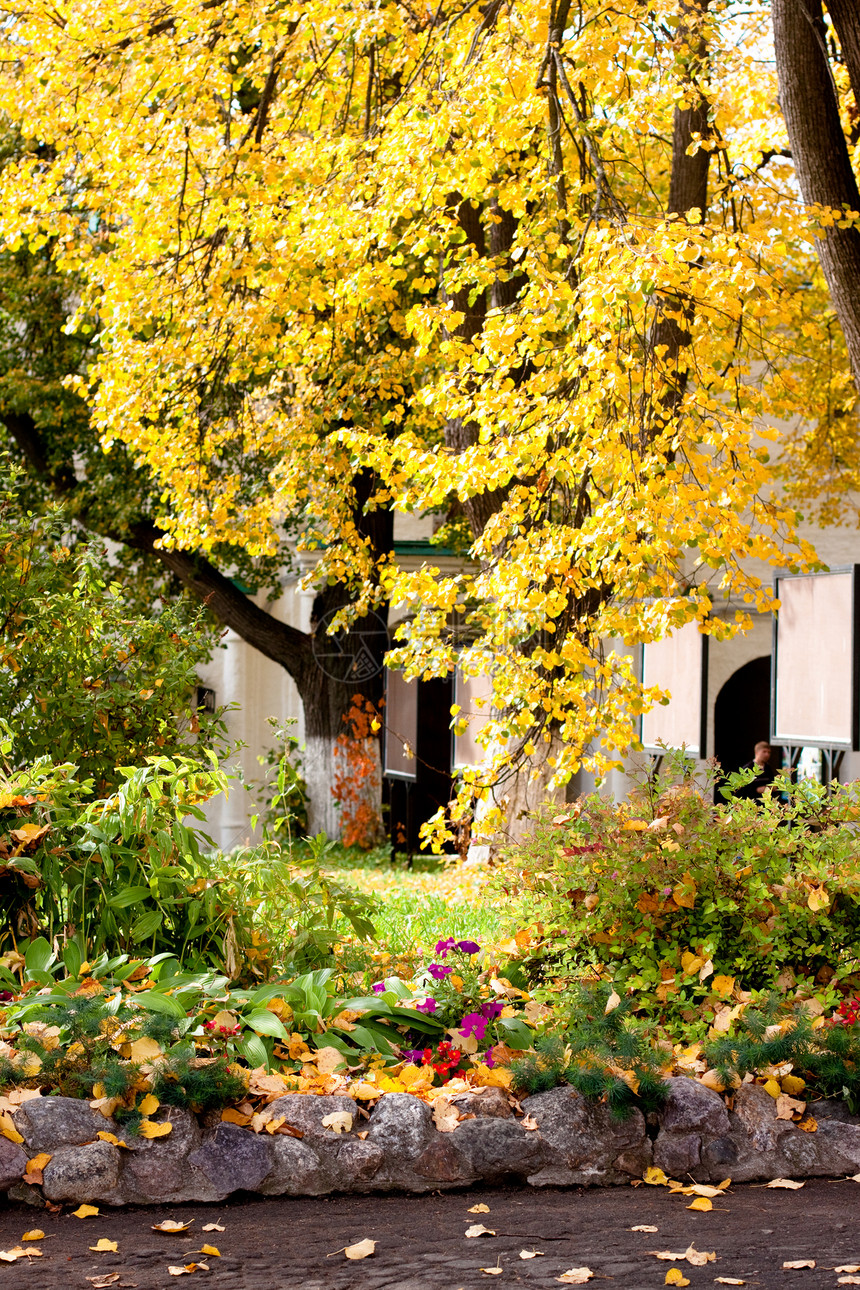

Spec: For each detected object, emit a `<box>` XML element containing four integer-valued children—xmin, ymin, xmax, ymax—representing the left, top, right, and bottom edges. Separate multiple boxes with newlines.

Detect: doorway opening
<box><xmin>713</xmin><ymin>655</ymin><xmax>781</xmax><ymax>797</ymax></box>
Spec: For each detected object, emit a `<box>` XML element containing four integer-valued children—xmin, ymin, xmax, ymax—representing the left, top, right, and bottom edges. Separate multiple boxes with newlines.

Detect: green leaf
<box><xmin>107</xmin><ymin>885</ymin><xmax>151</xmax><ymax>909</ymax></box>
<box><xmin>243</xmin><ymin>1008</ymin><xmax>289</xmax><ymax>1040</ymax></box>
<box><xmin>239</xmin><ymin>1032</ymin><xmax>270</xmax><ymax>1070</ymax></box>
<box><xmin>24</xmin><ymin>936</ymin><xmax>55</xmax><ymax>977</ymax></box>
<box><xmin>130</xmin><ymin>910</ymin><xmax>163</xmax><ymax>942</ymax></box>
<box><xmin>132</xmin><ymin>990</ymin><xmax>187</xmax><ymax>1019</ymax></box>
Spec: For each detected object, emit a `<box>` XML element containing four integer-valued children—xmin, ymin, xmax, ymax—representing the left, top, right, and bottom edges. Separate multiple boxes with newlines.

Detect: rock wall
<box><xmin>4</xmin><ymin>1079</ymin><xmax>860</xmax><ymax>1207</ymax></box>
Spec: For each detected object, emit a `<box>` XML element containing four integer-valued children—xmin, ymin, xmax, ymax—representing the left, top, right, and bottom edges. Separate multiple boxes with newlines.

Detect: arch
<box><xmin>713</xmin><ymin>655</ymin><xmax>781</xmax><ymax>795</ymax></box>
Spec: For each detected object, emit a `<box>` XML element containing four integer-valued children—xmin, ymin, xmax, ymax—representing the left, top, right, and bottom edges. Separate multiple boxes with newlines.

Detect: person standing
<box><xmin>737</xmin><ymin>740</ymin><xmax>777</xmax><ymax>800</ymax></box>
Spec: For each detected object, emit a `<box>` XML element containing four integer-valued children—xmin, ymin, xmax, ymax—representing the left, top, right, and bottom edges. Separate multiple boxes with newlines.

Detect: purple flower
<box><xmin>458</xmin><ymin>1011</ymin><xmax>488</xmax><ymax>1042</ymax></box>
<box><xmin>428</xmin><ymin>963</ymin><xmax>453</xmax><ymax>981</ymax></box>
<box><xmin>402</xmin><ymin>1048</ymin><xmax>426</xmax><ymax>1064</ymax></box>
<box><xmin>416</xmin><ymin>997</ymin><xmax>437</xmax><ymax>1013</ymax></box>
<box><xmin>435</xmin><ymin>938</ymin><xmax>457</xmax><ymax>958</ymax></box>
<box><xmin>482</xmin><ymin>1048</ymin><xmax>495</xmax><ymax>1069</ymax></box>
<box><xmin>457</xmin><ymin>940</ymin><xmax>481</xmax><ymax>955</ymax></box>
<box><xmin>371</xmin><ymin>982</ymin><xmax>385</xmax><ymax>994</ymax></box>
<box><xmin>662</xmin><ymin>887</ymin><xmax>672</xmax><ymax>896</ymax></box>
<box><xmin>480</xmin><ymin>1000</ymin><xmax>504</xmax><ymax>1021</ymax></box>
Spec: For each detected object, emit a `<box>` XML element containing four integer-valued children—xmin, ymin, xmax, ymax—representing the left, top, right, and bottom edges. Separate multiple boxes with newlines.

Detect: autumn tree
<box><xmin>0</xmin><ymin>0</ymin><xmax>827</xmax><ymax>845</ymax></box>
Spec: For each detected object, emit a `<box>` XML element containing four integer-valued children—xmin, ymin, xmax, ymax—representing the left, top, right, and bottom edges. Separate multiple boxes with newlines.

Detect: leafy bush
<box><xmin>503</xmin><ymin>760</ymin><xmax>860</xmax><ymax>1037</ymax></box>
<box><xmin>511</xmin><ymin>982</ymin><xmax>669</xmax><ymax>1119</ymax></box>
<box><xmin>705</xmin><ymin>994</ymin><xmax>860</xmax><ymax>1112</ymax></box>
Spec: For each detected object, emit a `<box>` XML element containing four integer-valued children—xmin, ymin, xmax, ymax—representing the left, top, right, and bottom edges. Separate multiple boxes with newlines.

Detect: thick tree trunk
<box><xmin>2</xmin><ymin>405</ymin><xmax>393</xmax><ymax>841</ymax></box>
<box><xmin>773</xmin><ymin>0</ymin><xmax>860</xmax><ymax>389</ymax></box>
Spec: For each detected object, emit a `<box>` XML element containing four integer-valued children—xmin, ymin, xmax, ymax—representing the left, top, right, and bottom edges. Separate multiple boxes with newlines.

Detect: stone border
<box><xmin>2</xmin><ymin>1078</ymin><xmax>859</xmax><ymax>1206</ymax></box>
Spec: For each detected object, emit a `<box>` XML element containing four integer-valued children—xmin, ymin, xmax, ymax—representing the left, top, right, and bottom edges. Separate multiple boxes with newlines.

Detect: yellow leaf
<box><xmin>96</xmin><ymin>1132</ymin><xmax>131</xmax><ymax>1149</ymax></box>
<box><xmin>138</xmin><ymin>1094</ymin><xmax>159</xmax><ymax>1115</ymax></box>
<box><xmin>644</xmin><ymin>1166</ymin><xmax>669</xmax><ymax>1186</ymax></box>
<box><xmin>138</xmin><ymin>1119</ymin><xmax>172</xmax><ymax>1139</ymax></box>
<box><xmin>686</xmin><ymin>1196</ymin><xmax>712</xmax><ymax>1211</ymax></box>
<box><xmin>480</xmin><ymin>1268</ymin><xmax>503</xmax><ymax>1276</ymax></box>
<box><xmin>221</xmin><ymin>1107</ymin><xmax>253</xmax><ymax>1126</ymax></box>
<box><xmin>630</xmin><ymin>1225</ymin><xmax>658</xmax><ymax>1232</ymax></box>
<box><xmin>714</xmin><ymin>1280</ymin><xmax>745</xmax><ymax>1286</ymax></box>
<box><xmin>672</xmin><ymin>873</ymin><xmax>697</xmax><ymax>909</ymax></box>
<box><xmin>127</xmin><ymin>1037</ymin><xmax>163</xmax><ymax>1063</ymax></box>
<box><xmin>152</xmin><ymin>1220</ymin><xmax>194</xmax><ymax>1233</ymax></box>
<box><xmin>766</xmin><ymin>1178</ymin><xmax>804</xmax><ymax>1189</ymax></box>
<box><xmin>782</xmin><ymin>1260</ymin><xmax>815</xmax><ymax>1269</ymax></box>
<box><xmin>664</xmin><ymin>1272</ymin><xmax>690</xmax><ymax>1287</ymax></box>
<box><xmin>89</xmin><ymin>1239</ymin><xmax>119</xmax><ymax>1253</ymax></box>
<box><xmin>344</xmin><ymin>1239</ymin><xmax>376</xmax><ymax>1260</ymax></box>
<box><xmin>465</xmin><ymin>1225</ymin><xmax>495</xmax><ymax>1238</ymax></box>
<box><xmin>468</xmin><ymin>1204</ymin><xmax>490</xmax><ymax>1214</ymax></box>
<box><xmin>520</xmin><ymin>1249</ymin><xmax>544</xmax><ymax>1258</ymax></box>
<box><xmin>0</xmin><ymin>1246</ymin><xmax>43</xmax><ymax>1262</ymax></box>
<box><xmin>26</xmin><ymin>1152</ymin><xmax>51</xmax><ymax>1173</ymax></box>
<box><xmin>807</xmin><ymin>885</ymin><xmax>829</xmax><ymax>911</ymax></box>
<box><xmin>711</xmin><ymin>974</ymin><xmax>735</xmax><ymax>999</ymax></box>
<box><xmin>199</xmin><ymin>1245</ymin><xmax>220</xmax><ymax>1257</ymax></box>
<box><xmin>321</xmin><ymin>1111</ymin><xmax>353</xmax><ymax>1134</ymax></box>
<box><xmin>73</xmin><ymin>1205</ymin><xmax>99</xmax><ymax>1219</ymax></box>
<box><xmin>201</xmin><ymin>1224</ymin><xmax>225</xmax><ymax>1233</ymax></box>
<box><xmin>798</xmin><ymin>1116</ymin><xmax>818</xmax><ymax>1132</ymax></box>
<box><xmin>780</xmin><ymin>1074</ymin><xmax>805</xmax><ymax>1095</ymax></box>
<box><xmin>762</xmin><ymin>1079</ymin><xmax>781</xmax><ymax>1099</ymax></box>
<box><xmin>680</xmin><ymin>951</ymin><xmax>703</xmax><ymax>975</ymax></box>
<box><xmin>556</xmin><ymin>1269</ymin><xmax>593</xmax><ymax>1284</ymax></box>
<box><xmin>604</xmin><ymin>990</ymin><xmax>621</xmax><ymax>1014</ymax></box>
<box><xmin>21</xmin><ymin>1230</ymin><xmax>45</xmax><ymax>1241</ymax></box>
<box><xmin>0</xmin><ymin>1112</ymin><xmax>23</xmax><ymax>1144</ymax></box>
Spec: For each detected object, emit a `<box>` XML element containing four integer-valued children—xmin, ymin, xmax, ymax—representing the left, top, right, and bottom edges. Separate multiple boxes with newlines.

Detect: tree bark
<box><xmin>773</xmin><ymin>0</ymin><xmax>860</xmax><ymax>389</ymax></box>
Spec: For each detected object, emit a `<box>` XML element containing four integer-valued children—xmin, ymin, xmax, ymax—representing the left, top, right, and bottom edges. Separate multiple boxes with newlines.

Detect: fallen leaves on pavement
<box><xmin>21</xmin><ymin>1229</ymin><xmax>46</xmax><ymax>1241</ymax></box>
<box><xmin>465</xmin><ymin>1224</ymin><xmax>495</xmax><ymax>1238</ymax></box>
<box><xmin>167</xmin><ymin>1263</ymin><xmax>209</xmax><ymax>1276</ymax></box>
<box><xmin>0</xmin><ymin>1245</ymin><xmax>42</xmax><ymax>1261</ymax></box>
<box><xmin>649</xmin><ymin>1245</ymin><xmax>715</xmax><ymax>1266</ymax></box>
<box><xmin>556</xmin><ymin>1268</ymin><xmax>593</xmax><ymax>1284</ymax></box>
<box><xmin>344</xmin><ymin>1239</ymin><xmax>376</xmax><ymax>1260</ymax></box>
<box><xmin>468</xmin><ymin>1204</ymin><xmax>490</xmax><ymax>1214</ymax></box>
<box><xmin>89</xmin><ymin>1239</ymin><xmax>119</xmax><ymax>1253</ymax></box>
<box><xmin>765</xmin><ymin>1179</ymin><xmax>804</xmax><ymax>1190</ymax></box>
<box><xmin>201</xmin><ymin>1223</ymin><xmax>224</xmax><ymax>1233</ymax></box>
<box><xmin>519</xmin><ymin>1250</ymin><xmax>544</xmax><ymax>1259</ymax></box>
<box><xmin>782</xmin><ymin>1259</ymin><xmax>815</xmax><ymax>1269</ymax></box>
<box><xmin>686</xmin><ymin>1197</ymin><xmax>712</xmax><ymax>1212</ymax></box>
<box><xmin>152</xmin><ymin>1220</ymin><xmax>194</xmax><ymax>1234</ymax></box>
<box><xmin>664</xmin><ymin>1271</ymin><xmax>690</xmax><ymax>1287</ymax></box>
<box><xmin>630</xmin><ymin>1225</ymin><xmax>658</xmax><ymax>1233</ymax></box>
<box><xmin>73</xmin><ymin>1205</ymin><xmax>100</xmax><ymax>1219</ymax></box>
<box><xmin>714</xmin><ymin>1279</ymin><xmax>745</xmax><ymax>1286</ymax></box>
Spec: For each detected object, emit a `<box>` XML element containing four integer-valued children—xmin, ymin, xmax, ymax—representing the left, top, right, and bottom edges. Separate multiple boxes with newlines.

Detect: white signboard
<box><xmin>452</xmin><ymin>669</ymin><xmax>493</xmax><ymax>769</ymax></box>
<box><xmin>383</xmin><ymin>669</ymin><xmax>418</xmax><ymax>780</ymax></box>
<box><xmin>772</xmin><ymin>568</ymin><xmax>860</xmax><ymax>749</ymax></box>
<box><xmin>640</xmin><ymin>620</ymin><xmax>708</xmax><ymax>755</ymax></box>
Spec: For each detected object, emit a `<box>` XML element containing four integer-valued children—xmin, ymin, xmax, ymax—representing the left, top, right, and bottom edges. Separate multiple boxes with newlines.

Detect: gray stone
<box><xmin>41</xmin><ymin>1141</ymin><xmax>122</xmax><ymax>1202</ymax></box>
<box><xmin>331</xmin><ymin>1136</ymin><xmax>385</xmax><ymax>1188</ymax></box>
<box><xmin>264</xmin><ymin>1094</ymin><xmax>359</xmax><ymax>1145</ymax></box>
<box><xmin>659</xmin><ymin>1077</ymin><xmax>730</xmax><ymax>1137</ymax></box>
<box><xmin>653</xmin><ymin>1131</ymin><xmax>702</xmax><ymax>1177</ymax></box>
<box><xmin>449</xmin><ymin>1088</ymin><xmax>512</xmax><ymax>1119</ymax></box>
<box><xmin>14</xmin><ymin>1096</ymin><xmax>103</xmax><ymax>1153</ymax></box>
<box><xmin>0</xmin><ymin>1134</ymin><xmax>27</xmax><ymax>1190</ymax></box>
<box><xmin>120</xmin><ymin>1108</ymin><xmax>209</xmax><ymax>1204</ymax></box>
<box><xmin>187</xmin><ymin>1122</ymin><xmax>271</xmax><ymax>1198</ymax></box>
<box><xmin>259</xmin><ymin>1135</ymin><xmax>330</xmax><ymax>1196</ymax></box>
<box><xmin>412</xmin><ymin>1136</ymin><xmax>467</xmax><ymax>1184</ymax></box>
<box><xmin>365</xmin><ymin>1093</ymin><xmax>435</xmax><ymax>1188</ymax></box>
<box><xmin>450</xmin><ymin>1117</ymin><xmax>545</xmax><ymax>1181</ymax></box>
<box><xmin>521</xmin><ymin>1085</ymin><xmax>650</xmax><ymax>1186</ymax></box>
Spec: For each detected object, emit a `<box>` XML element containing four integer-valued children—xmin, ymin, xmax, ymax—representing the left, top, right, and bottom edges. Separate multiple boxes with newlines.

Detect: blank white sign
<box><xmin>640</xmin><ymin>620</ymin><xmax>706</xmax><ymax>754</ymax></box>
<box><xmin>774</xmin><ymin>572</ymin><xmax>855</xmax><ymax>747</ymax></box>
<box><xmin>452</xmin><ymin>669</ymin><xmax>493</xmax><ymax>769</ymax></box>
<box><xmin>384</xmin><ymin>669</ymin><xmax>418</xmax><ymax>779</ymax></box>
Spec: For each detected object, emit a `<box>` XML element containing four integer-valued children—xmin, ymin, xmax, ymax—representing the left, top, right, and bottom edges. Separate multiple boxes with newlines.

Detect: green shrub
<box><xmin>511</xmin><ymin>982</ymin><xmax>670</xmax><ymax>1118</ymax></box>
<box><xmin>502</xmin><ymin>760</ymin><xmax>860</xmax><ymax>1038</ymax></box>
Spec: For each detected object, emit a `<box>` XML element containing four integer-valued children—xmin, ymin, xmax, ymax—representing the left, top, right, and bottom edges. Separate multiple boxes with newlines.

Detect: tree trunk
<box><xmin>773</xmin><ymin>0</ymin><xmax>860</xmax><ymax>389</ymax></box>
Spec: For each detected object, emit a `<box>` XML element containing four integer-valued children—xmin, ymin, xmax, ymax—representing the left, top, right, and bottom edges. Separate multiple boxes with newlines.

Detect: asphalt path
<box><xmin>0</xmin><ymin>1178</ymin><xmax>856</xmax><ymax>1290</ymax></box>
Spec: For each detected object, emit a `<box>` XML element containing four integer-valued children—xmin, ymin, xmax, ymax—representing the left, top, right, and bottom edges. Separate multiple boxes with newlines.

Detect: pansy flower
<box><xmin>458</xmin><ymin>1011</ymin><xmax>488</xmax><ymax>1042</ymax></box>
<box><xmin>428</xmin><ymin>963</ymin><xmax>453</xmax><ymax>981</ymax></box>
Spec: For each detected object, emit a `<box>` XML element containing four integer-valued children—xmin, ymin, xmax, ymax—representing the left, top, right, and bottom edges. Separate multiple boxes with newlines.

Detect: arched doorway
<box><xmin>713</xmin><ymin>655</ymin><xmax>781</xmax><ymax>797</ymax></box>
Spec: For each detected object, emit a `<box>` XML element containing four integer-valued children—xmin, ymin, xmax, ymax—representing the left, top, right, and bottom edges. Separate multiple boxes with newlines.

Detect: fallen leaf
<box><xmin>684</xmin><ymin>1245</ymin><xmax>716</xmax><ymax>1267</ymax></box>
<box><xmin>664</xmin><ymin>1273</ymin><xmax>690</xmax><ymax>1288</ymax></box>
<box><xmin>604</xmin><ymin>990</ymin><xmax>621</xmax><ymax>1014</ymax></box>
<box><xmin>798</xmin><ymin>1116</ymin><xmax>817</xmax><ymax>1133</ymax></box>
<box><xmin>127</xmin><ymin>1037</ymin><xmax>162</xmax><ymax>1063</ymax></box>
<box><xmin>557</xmin><ymin>1269</ymin><xmax>593</xmax><ymax>1284</ymax></box>
<box><xmin>152</xmin><ymin>1220</ymin><xmax>194</xmax><ymax>1234</ymax></box>
<box><xmin>782</xmin><ymin>1260</ymin><xmax>815</xmax><ymax>1269</ymax></box>
<box><xmin>715</xmin><ymin>1280</ymin><xmax>745</xmax><ymax>1286</ymax></box>
<box><xmin>480</xmin><ymin>1268</ymin><xmax>503</xmax><ymax>1276</ymax></box>
<box><xmin>26</xmin><ymin>1152</ymin><xmax>51</xmax><ymax>1174</ymax></box>
<box><xmin>0</xmin><ymin>1246</ymin><xmax>43</xmax><ymax>1262</ymax></box>
<box><xmin>468</xmin><ymin>1204</ymin><xmax>490</xmax><ymax>1214</ymax></box>
<box><xmin>199</xmin><ymin>1245</ymin><xmax>220</xmax><ymax>1258</ymax></box>
<box><xmin>838</xmin><ymin>1278</ymin><xmax>860</xmax><ymax>1286</ymax></box>
<box><xmin>314</xmin><ymin>1046</ymin><xmax>345</xmax><ymax>1074</ymax></box>
<box><xmin>97</xmin><ymin>1132</ymin><xmax>132</xmax><ymax>1149</ymax></box>
<box><xmin>73</xmin><ymin>1205</ymin><xmax>100</xmax><ymax>1219</ymax></box>
<box><xmin>631</xmin><ymin>1225</ymin><xmax>658</xmax><ymax>1232</ymax></box>
<box><xmin>519</xmin><ymin>1250</ymin><xmax>544</xmax><ymax>1259</ymax></box>
<box><xmin>432</xmin><ymin>1097</ymin><xmax>461</xmax><ymax>1133</ymax></box>
<box><xmin>221</xmin><ymin>1108</ymin><xmax>253</xmax><ymax>1126</ymax></box>
<box><xmin>21</xmin><ymin>1230</ymin><xmax>45</xmax><ymax>1242</ymax></box>
<box><xmin>344</xmin><ymin>1239</ymin><xmax>376</xmax><ymax>1260</ymax></box>
<box><xmin>201</xmin><ymin>1223</ymin><xmax>225</xmax><ymax>1233</ymax></box>
<box><xmin>766</xmin><ymin>1179</ymin><xmax>804</xmax><ymax>1190</ymax></box>
<box><xmin>835</xmin><ymin>1267</ymin><xmax>860</xmax><ymax>1274</ymax></box>
<box><xmin>775</xmin><ymin>1095</ymin><xmax>806</xmax><ymax>1121</ymax></box>
<box><xmin>138</xmin><ymin>1120</ymin><xmax>172</xmax><ymax>1139</ymax></box>
<box><xmin>465</xmin><ymin>1225</ymin><xmax>496</xmax><ymax>1238</ymax></box>
<box><xmin>138</xmin><ymin>1094</ymin><xmax>159</xmax><ymax>1115</ymax></box>
<box><xmin>644</xmin><ymin>1166</ymin><xmax>669</xmax><ymax>1186</ymax></box>
<box><xmin>87</xmin><ymin>1276</ymin><xmax>120</xmax><ymax>1288</ymax></box>
<box><xmin>686</xmin><ymin>1183</ymin><xmax>728</xmax><ymax>1198</ymax></box>
<box><xmin>687</xmin><ymin>1197</ymin><xmax>712</xmax><ymax>1212</ymax></box>
<box><xmin>0</xmin><ymin>1112</ymin><xmax>24</xmax><ymax>1144</ymax></box>
<box><xmin>321</xmin><ymin>1111</ymin><xmax>353</xmax><ymax>1134</ymax></box>
<box><xmin>89</xmin><ymin>1239</ymin><xmax>119</xmax><ymax>1253</ymax></box>
<box><xmin>521</xmin><ymin>1114</ymin><xmax>539</xmax><ymax>1131</ymax></box>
